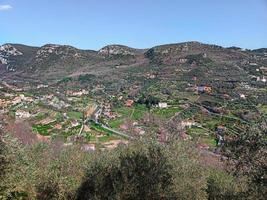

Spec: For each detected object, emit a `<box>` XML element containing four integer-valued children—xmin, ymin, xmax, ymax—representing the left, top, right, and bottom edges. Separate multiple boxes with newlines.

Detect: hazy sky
<box><xmin>0</xmin><ymin>0</ymin><xmax>267</xmax><ymax>50</ymax></box>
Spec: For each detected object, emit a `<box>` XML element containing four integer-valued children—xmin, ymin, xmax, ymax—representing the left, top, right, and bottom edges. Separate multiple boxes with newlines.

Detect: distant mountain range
<box><xmin>0</xmin><ymin>41</ymin><xmax>266</xmax><ymax>86</ymax></box>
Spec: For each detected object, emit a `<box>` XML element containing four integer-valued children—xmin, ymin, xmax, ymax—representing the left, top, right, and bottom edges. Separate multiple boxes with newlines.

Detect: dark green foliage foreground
<box><xmin>76</xmin><ymin>142</ymin><xmax>175</xmax><ymax>200</ymax></box>
<box><xmin>0</xmin><ymin>131</ymin><xmax>265</xmax><ymax>200</ymax></box>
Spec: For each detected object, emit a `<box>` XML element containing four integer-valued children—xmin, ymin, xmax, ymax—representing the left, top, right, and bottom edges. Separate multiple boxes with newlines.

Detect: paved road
<box><xmin>101</xmin><ymin>124</ymin><xmax>133</xmax><ymax>139</ymax></box>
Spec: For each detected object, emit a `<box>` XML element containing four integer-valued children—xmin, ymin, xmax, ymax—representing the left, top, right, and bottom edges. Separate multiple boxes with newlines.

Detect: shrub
<box><xmin>0</xmin><ymin>136</ymin><xmax>92</xmax><ymax>200</ymax></box>
<box><xmin>77</xmin><ymin>140</ymin><xmax>208</xmax><ymax>200</ymax></box>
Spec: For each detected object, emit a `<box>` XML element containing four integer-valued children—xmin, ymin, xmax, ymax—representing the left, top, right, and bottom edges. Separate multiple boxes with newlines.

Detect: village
<box><xmin>1</xmin><ymin>70</ymin><xmax>264</xmax><ymax>153</ymax></box>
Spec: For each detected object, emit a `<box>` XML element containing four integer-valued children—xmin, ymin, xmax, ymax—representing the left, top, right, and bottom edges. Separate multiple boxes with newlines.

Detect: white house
<box><xmin>158</xmin><ymin>102</ymin><xmax>168</xmax><ymax>108</ymax></box>
<box><xmin>240</xmin><ymin>94</ymin><xmax>246</xmax><ymax>99</ymax></box>
<box><xmin>180</xmin><ymin>120</ymin><xmax>197</xmax><ymax>128</ymax></box>
<box><xmin>15</xmin><ymin>110</ymin><xmax>31</xmax><ymax>119</ymax></box>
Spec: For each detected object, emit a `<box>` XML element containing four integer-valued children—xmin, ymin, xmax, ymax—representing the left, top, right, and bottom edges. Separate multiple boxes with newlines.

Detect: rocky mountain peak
<box><xmin>99</xmin><ymin>45</ymin><xmax>137</xmax><ymax>56</ymax></box>
<box><xmin>0</xmin><ymin>44</ymin><xmax>23</xmax><ymax>66</ymax></box>
<box><xmin>36</xmin><ymin>44</ymin><xmax>82</xmax><ymax>60</ymax></box>
<box><xmin>0</xmin><ymin>44</ymin><xmax>23</xmax><ymax>56</ymax></box>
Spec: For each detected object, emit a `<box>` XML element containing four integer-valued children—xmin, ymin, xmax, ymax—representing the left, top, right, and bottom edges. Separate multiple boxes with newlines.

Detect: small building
<box><xmin>54</xmin><ymin>124</ymin><xmax>62</xmax><ymax>130</ymax></box>
<box><xmin>15</xmin><ymin>110</ymin><xmax>31</xmax><ymax>119</ymax></box>
<box><xmin>67</xmin><ymin>89</ymin><xmax>89</xmax><ymax>97</ymax></box>
<box><xmin>70</xmin><ymin>120</ymin><xmax>80</xmax><ymax>128</ymax></box>
<box><xmin>125</xmin><ymin>99</ymin><xmax>134</xmax><ymax>107</ymax></box>
<box><xmin>0</xmin><ymin>99</ymin><xmax>9</xmax><ymax>108</ymax></box>
<box><xmin>37</xmin><ymin>84</ymin><xmax>48</xmax><ymax>89</ymax></box>
<box><xmin>239</xmin><ymin>94</ymin><xmax>246</xmax><ymax>99</ymax></box>
<box><xmin>81</xmin><ymin>144</ymin><xmax>96</xmax><ymax>152</ymax></box>
<box><xmin>196</xmin><ymin>86</ymin><xmax>212</xmax><ymax>94</ymax></box>
<box><xmin>216</xmin><ymin>125</ymin><xmax>226</xmax><ymax>135</ymax></box>
<box><xmin>179</xmin><ymin>58</ymin><xmax>187</xmax><ymax>63</ymax></box>
<box><xmin>12</xmin><ymin>96</ymin><xmax>22</xmax><ymax>105</ymax></box>
<box><xmin>158</xmin><ymin>102</ymin><xmax>168</xmax><ymax>108</ymax></box>
<box><xmin>103</xmin><ymin>111</ymin><xmax>116</xmax><ymax>119</ymax></box>
<box><xmin>180</xmin><ymin>120</ymin><xmax>196</xmax><ymax>128</ymax></box>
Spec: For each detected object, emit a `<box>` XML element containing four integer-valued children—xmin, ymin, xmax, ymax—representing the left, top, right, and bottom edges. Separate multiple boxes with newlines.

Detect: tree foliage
<box><xmin>223</xmin><ymin>119</ymin><xmax>267</xmax><ymax>199</ymax></box>
<box><xmin>0</xmin><ymin>134</ymin><xmax>253</xmax><ymax>200</ymax></box>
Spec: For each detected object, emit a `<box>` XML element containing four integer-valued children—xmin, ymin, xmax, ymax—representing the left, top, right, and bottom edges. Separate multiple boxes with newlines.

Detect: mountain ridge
<box><xmin>0</xmin><ymin>41</ymin><xmax>266</xmax><ymax>88</ymax></box>
<box><xmin>1</xmin><ymin>41</ymin><xmax>266</xmax><ymax>52</ymax></box>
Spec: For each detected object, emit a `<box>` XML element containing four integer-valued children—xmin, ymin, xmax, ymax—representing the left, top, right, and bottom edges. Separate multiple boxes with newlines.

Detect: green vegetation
<box><xmin>67</xmin><ymin>111</ymin><xmax>83</xmax><ymax>120</ymax></box>
<box><xmin>85</xmin><ymin>133</ymin><xmax>96</xmax><ymax>141</ymax></box>
<box><xmin>137</xmin><ymin>95</ymin><xmax>159</xmax><ymax>108</ymax></box>
<box><xmin>109</xmin><ymin>118</ymin><xmax>124</xmax><ymax>128</ymax></box>
<box><xmin>187</xmin><ymin>127</ymin><xmax>209</xmax><ymax>136</ymax></box>
<box><xmin>98</xmin><ymin>135</ymin><xmax>117</xmax><ymax>142</ymax></box>
<box><xmin>0</xmin><ymin>135</ymin><xmax>251</xmax><ymax>200</ymax></box>
<box><xmin>200</xmin><ymin>137</ymin><xmax>217</xmax><ymax>148</ymax></box>
<box><xmin>90</xmin><ymin>122</ymin><xmax>113</xmax><ymax>135</ymax></box>
<box><xmin>78</xmin><ymin>74</ymin><xmax>96</xmax><ymax>83</ymax></box>
<box><xmin>1</xmin><ymin>41</ymin><xmax>267</xmax><ymax>199</ymax></box>
<box><xmin>113</xmin><ymin>104</ymin><xmax>148</xmax><ymax>122</ymax></box>
<box><xmin>59</xmin><ymin>76</ymin><xmax>73</xmax><ymax>83</ymax></box>
<box><xmin>152</xmin><ymin>106</ymin><xmax>182</xmax><ymax>118</ymax></box>
<box><xmin>222</xmin><ymin>120</ymin><xmax>267</xmax><ymax>199</ymax></box>
<box><xmin>32</xmin><ymin>124</ymin><xmax>53</xmax><ymax>136</ymax></box>
<box><xmin>185</xmin><ymin>53</ymin><xmax>213</xmax><ymax>65</ymax></box>
<box><xmin>35</xmin><ymin>112</ymin><xmax>47</xmax><ymax>120</ymax></box>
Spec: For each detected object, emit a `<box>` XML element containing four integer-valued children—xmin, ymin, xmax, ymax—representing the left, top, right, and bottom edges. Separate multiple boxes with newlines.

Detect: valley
<box><xmin>1</xmin><ymin>41</ymin><xmax>266</xmax><ymax>152</ymax></box>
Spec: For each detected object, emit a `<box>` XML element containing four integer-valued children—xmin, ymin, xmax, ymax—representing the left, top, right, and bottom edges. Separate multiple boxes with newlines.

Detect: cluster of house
<box><xmin>180</xmin><ymin>120</ymin><xmax>198</xmax><ymax>128</ymax></box>
<box><xmin>81</xmin><ymin>139</ymin><xmax>129</xmax><ymax>152</ymax></box>
<box><xmin>15</xmin><ymin>110</ymin><xmax>32</xmax><ymax>119</ymax></box>
<box><xmin>251</xmin><ymin>75</ymin><xmax>267</xmax><ymax>83</ymax></box>
<box><xmin>102</xmin><ymin>103</ymin><xmax>116</xmax><ymax>119</ymax></box>
<box><xmin>66</xmin><ymin>89</ymin><xmax>89</xmax><ymax>97</ymax></box>
<box><xmin>124</xmin><ymin>99</ymin><xmax>169</xmax><ymax>109</ymax></box>
<box><xmin>36</xmin><ymin>84</ymin><xmax>48</xmax><ymax>89</ymax></box>
<box><xmin>40</xmin><ymin>94</ymin><xmax>70</xmax><ymax>109</ymax></box>
<box><xmin>1</xmin><ymin>81</ymin><xmax>23</xmax><ymax>91</ymax></box>
<box><xmin>119</xmin><ymin>121</ymin><xmax>146</xmax><ymax>135</ymax></box>
<box><xmin>256</xmin><ymin>76</ymin><xmax>266</xmax><ymax>83</ymax></box>
<box><xmin>0</xmin><ymin>94</ymin><xmax>35</xmax><ymax>109</ymax></box>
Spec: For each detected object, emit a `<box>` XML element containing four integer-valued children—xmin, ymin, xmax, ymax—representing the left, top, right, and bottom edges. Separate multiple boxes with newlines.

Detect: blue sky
<box><xmin>0</xmin><ymin>0</ymin><xmax>267</xmax><ymax>50</ymax></box>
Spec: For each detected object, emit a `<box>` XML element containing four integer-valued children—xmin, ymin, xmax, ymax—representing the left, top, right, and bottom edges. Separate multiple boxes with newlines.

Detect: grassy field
<box><xmin>98</xmin><ymin>135</ymin><xmax>118</xmax><ymax>142</ymax></box>
<box><xmin>109</xmin><ymin>118</ymin><xmax>124</xmax><ymax>128</ymax></box>
<box><xmin>187</xmin><ymin>127</ymin><xmax>209</xmax><ymax>136</ymax></box>
<box><xmin>199</xmin><ymin>137</ymin><xmax>217</xmax><ymax>148</ymax></box>
<box><xmin>85</xmin><ymin>134</ymin><xmax>97</xmax><ymax>141</ymax></box>
<box><xmin>152</xmin><ymin>107</ymin><xmax>182</xmax><ymax>119</ymax></box>
<box><xmin>257</xmin><ymin>104</ymin><xmax>267</xmax><ymax>115</ymax></box>
<box><xmin>90</xmin><ymin>122</ymin><xmax>114</xmax><ymax>135</ymax></box>
<box><xmin>89</xmin><ymin>122</ymin><xmax>120</xmax><ymax>142</ymax></box>
<box><xmin>111</xmin><ymin>104</ymin><xmax>148</xmax><ymax>126</ymax></box>
<box><xmin>67</xmin><ymin>111</ymin><xmax>83</xmax><ymax>120</ymax></box>
<box><xmin>32</xmin><ymin>124</ymin><xmax>53</xmax><ymax>136</ymax></box>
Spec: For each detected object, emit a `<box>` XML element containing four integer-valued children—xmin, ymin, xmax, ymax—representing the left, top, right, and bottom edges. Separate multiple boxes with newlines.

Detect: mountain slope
<box><xmin>0</xmin><ymin>42</ymin><xmax>266</xmax><ymax>86</ymax></box>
